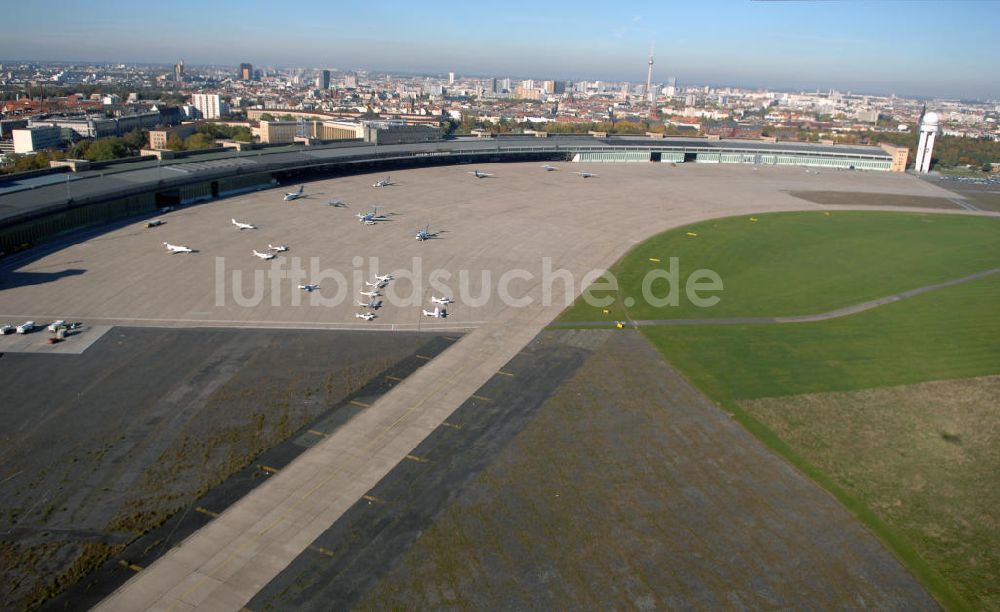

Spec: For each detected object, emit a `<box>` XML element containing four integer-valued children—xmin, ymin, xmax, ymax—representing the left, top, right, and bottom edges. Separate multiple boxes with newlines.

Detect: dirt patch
<box><xmin>741</xmin><ymin>375</ymin><xmax>1000</xmax><ymax>610</ymax></box>
<box><xmin>789</xmin><ymin>190</ymin><xmax>961</xmax><ymax>209</ymax></box>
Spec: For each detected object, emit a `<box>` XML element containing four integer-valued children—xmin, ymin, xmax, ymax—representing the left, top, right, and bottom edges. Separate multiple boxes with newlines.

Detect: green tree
<box><xmin>122</xmin><ymin>128</ymin><xmax>149</xmax><ymax>152</ymax></box>
<box><xmin>165</xmin><ymin>134</ymin><xmax>186</xmax><ymax>151</ymax></box>
<box><xmin>259</xmin><ymin>113</ymin><xmax>275</xmax><ymax>121</ymax></box>
<box><xmin>184</xmin><ymin>132</ymin><xmax>216</xmax><ymax>150</ymax></box>
<box><xmin>84</xmin><ymin>138</ymin><xmax>130</xmax><ymax>161</ymax></box>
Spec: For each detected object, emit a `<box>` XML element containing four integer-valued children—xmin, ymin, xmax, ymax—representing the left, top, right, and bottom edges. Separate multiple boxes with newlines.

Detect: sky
<box><xmin>2</xmin><ymin>0</ymin><xmax>998</xmax><ymax>99</ymax></box>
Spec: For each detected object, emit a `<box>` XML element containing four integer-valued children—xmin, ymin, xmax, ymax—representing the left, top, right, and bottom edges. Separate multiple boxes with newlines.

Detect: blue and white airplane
<box><xmin>283</xmin><ymin>185</ymin><xmax>305</xmax><ymax>201</ymax></box>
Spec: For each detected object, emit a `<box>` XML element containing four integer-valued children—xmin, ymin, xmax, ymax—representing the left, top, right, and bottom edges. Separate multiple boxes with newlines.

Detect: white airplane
<box><xmin>365</xmin><ymin>279</ymin><xmax>388</xmax><ymax>289</ymax></box>
<box><xmin>430</xmin><ymin>296</ymin><xmax>454</xmax><ymax>305</ymax></box>
<box><xmin>298</xmin><ymin>283</ymin><xmax>320</xmax><ymax>292</ymax></box>
<box><xmin>268</xmin><ymin>244</ymin><xmax>289</xmax><ymax>252</ymax></box>
<box><xmin>356</xmin><ymin>207</ymin><xmax>386</xmax><ymax>224</ymax></box>
<box><xmin>283</xmin><ymin>185</ymin><xmax>305</xmax><ymax>201</ymax></box>
<box><xmin>422</xmin><ymin>306</ymin><xmax>446</xmax><ymax>318</ymax></box>
<box><xmin>373</xmin><ymin>274</ymin><xmax>393</xmax><ymax>283</ymax></box>
<box><xmin>573</xmin><ymin>171</ymin><xmax>599</xmax><ymax>179</ymax></box>
<box><xmin>252</xmin><ymin>249</ymin><xmax>276</xmax><ymax>260</ymax></box>
<box><xmin>372</xmin><ymin>175</ymin><xmax>392</xmax><ymax>188</ymax></box>
<box><xmin>541</xmin><ymin>164</ymin><xmax>559</xmax><ymax>172</ymax></box>
<box><xmin>0</xmin><ymin>324</ymin><xmax>14</xmax><ymax>335</ymax></box>
<box><xmin>163</xmin><ymin>242</ymin><xmax>194</xmax><ymax>253</ymax></box>
<box><xmin>16</xmin><ymin>321</ymin><xmax>35</xmax><ymax>334</ymax></box>
<box><xmin>415</xmin><ymin>224</ymin><xmax>437</xmax><ymax>241</ymax></box>
<box><xmin>359</xmin><ymin>289</ymin><xmax>381</xmax><ymax>298</ymax></box>
<box><xmin>468</xmin><ymin>169</ymin><xmax>493</xmax><ymax>179</ymax></box>
<box><xmin>354</xmin><ymin>312</ymin><xmax>376</xmax><ymax>321</ymax></box>
<box><xmin>356</xmin><ymin>298</ymin><xmax>381</xmax><ymax>309</ymax></box>
<box><xmin>47</xmin><ymin>320</ymin><xmax>67</xmax><ymax>332</ymax></box>
<box><xmin>232</xmin><ymin>218</ymin><xmax>256</xmax><ymax>230</ymax></box>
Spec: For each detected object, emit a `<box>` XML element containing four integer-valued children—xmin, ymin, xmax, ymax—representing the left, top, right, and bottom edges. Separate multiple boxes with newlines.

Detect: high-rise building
<box><xmin>317</xmin><ymin>69</ymin><xmax>331</xmax><ymax>90</ymax></box>
<box><xmin>191</xmin><ymin>93</ymin><xmax>227</xmax><ymax>119</ymax></box>
<box><xmin>12</xmin><ymin>125</ymin><xmax>62</xmax><ymax>153</ymax></box>
<box><xmin>914</xmin><ymin>111</ymin><xmax>938</xmax><ymax>174</ymax></box>
<box><xmin>174</xmin><ymin>60</ymin><xmax>184</xmax><ymax>82</ymax></box>
<box><xmin>448</xmin><ymin>72</ymin><xmax>455</xmax><ymax>84</ymax></box>
<box><xmin>239</xmin><ymin>63</ymin><xmax>253</xmax><ymax>81</ymax></box>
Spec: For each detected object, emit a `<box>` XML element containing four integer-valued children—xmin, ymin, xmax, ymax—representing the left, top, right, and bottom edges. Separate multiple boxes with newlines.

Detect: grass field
<box><xmin>561</xmin><ymin>211</ymin><xmax>1000</xmax><ymax>323</ymax></box>
<box><xmin>742</xmin><ymin>376</ymin><xmax>1000</xmax><ymax>611</ymax></box>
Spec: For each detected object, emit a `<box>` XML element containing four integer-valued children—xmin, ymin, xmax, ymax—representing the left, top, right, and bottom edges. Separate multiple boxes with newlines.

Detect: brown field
<box><xmin>741</xmin><ymin>375</ymin><xmax>1000</xmax><ymax>610</ymax></box>
<box><xmin>789</xmin><ymin>190</ymin><xmax>961</xmax><ymax>209</ymax></box>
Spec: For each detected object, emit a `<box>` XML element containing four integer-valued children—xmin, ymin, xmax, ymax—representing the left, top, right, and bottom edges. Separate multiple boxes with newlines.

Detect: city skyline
<box><xmin>1</xmin><ymin>0</ymin><xmax>999</xmax><ymax>99</ymax></box>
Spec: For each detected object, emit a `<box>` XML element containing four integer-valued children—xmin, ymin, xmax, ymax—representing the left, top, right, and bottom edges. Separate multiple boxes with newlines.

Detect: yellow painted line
<box><xmin>497</xmin><ymin>370</ymin><xmax>514</xmax><ymax>377</ymax></box>
<box><xmin>349</xmin><ymin>399</ymin><xmax>371</xmax><ymax>409</ymax></box>
<box><xmin>686</xmin><ymin>231</ymin><xmax>698</xmax><ymax>237</ymax></box>
<box><xmin>362</xmin><ymin>494</ymin><xmax>381</xmax><ymax>503</ymax></box>
<box><xmin>415</xmin><ymin>354</ymin><xmax>432</xmax><ymax>361</ymax></box>
<box><xmin>194</xmin><ymin>506</ymin><xmax>220</xmax><ymax>518</ymax></box>
<box><xmin>749</xmin><ymin>217</ymin><xmax>758</xmax><ymax>222</ymax></box>
<box><xmin>385</xmin><ymin>375</ymin><xmax>404</xmax><ymax>382</ymax></box>
<box><xmin>309</xmin><ymin>545</ymin><xmax>335</xmax><ymax>557</ymax></box>
<box><xmin>405</xmin><ymin>454</ymin><xmax>429</xmax><ymax>463</ymax></box>
<box><xmin>118</xmin><ymin>560</ymin><xmax>144</xmax><ymax>572</ymax></box>
<box><xmin>648</xmin><ymin>257</ymin><xmax>660</xmax><ymax>262</ymax></box>
<box><xmin>307</xmin><ymin>429</ymin><xmax>327</xmax><ymax>437</ymax></box>
<box><xmin>442</xmin><ymin>421</ymin><xmax>462</xmax><ymax>430</ymax></box>
<box><xmin>257</xmin><ymin>464</ymin><xmax>279</xmax><ymax>474</ymax></box>
<box><xmin>471</xmin><ymin>394</ymin><xmax>491</xmax><ymax>402</ymax></box>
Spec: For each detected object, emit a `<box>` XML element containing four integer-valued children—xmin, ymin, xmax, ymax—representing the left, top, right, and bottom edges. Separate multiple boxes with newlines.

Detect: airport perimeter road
<box><xmin>6</xmin><ymin>163</ymin><xmax>985</xmax><ymax>610</ymax></box>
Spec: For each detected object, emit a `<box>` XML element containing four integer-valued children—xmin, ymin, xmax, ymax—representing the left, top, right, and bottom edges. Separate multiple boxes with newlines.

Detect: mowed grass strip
<box><xmin>561</xmin><ymin>211</ymin><xmax>1000</xmax><ymax>322</ymax></box>
<box><xmin>644</xmin><ymin>273</ymin><xmax>1000</xmax><ymax>401</ymax></box>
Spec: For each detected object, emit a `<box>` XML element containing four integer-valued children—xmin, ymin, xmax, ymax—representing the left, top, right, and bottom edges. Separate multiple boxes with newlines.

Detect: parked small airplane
<box><xmin>359</xmin><ymin>289</ymin><xmax>381</xmax><ymax>298</ymax></box>
<box><xmin>468</xmin><ymin>169</ymin><xmax>493</xmax><ymax>179</ymax></box>
<box><xmin>145</xmin><ymin>219</ymin><xmax>164</xmax><ymax>228</ymax></box>
<box><xmin>373</xmin><ymin>274</ymin><xmax>393</xmax><ymax>283</ymax></box>
<box><xmin>232</xmin><ymin>218</ymin><xmax>256</xmax><ymax>230</ymax></box>
<box><xmin>47</xmin><ymin>320</ymin><xmax>67</xmax><ymax>332</ymax></box>
<box><xmin>541</xmin><ymin>164</ymin><xmax>559</xmax><ymax>172</ymax></box>
<box><xmin>328</xmin><ymin>199</ymin><xmax>347</xmax><ymax>207</ymax></box>
<box><xmin>252</xmin><ymin>249</ymin><xmax>276</xmax><ymax>260</ymax></box>
<box><xmin>268</xmin><ymin>244</ymin><xmax>289</xmax><ymax>252</ymax></box>
<box><xmin>430</xmin><ymin>296</ymin><xmax>454</xmax><ymax>305</ymax></box>
<box><xmin>365</xmin><ymin>279</ymin><xmax>388</xmax><ymax>289</ymax></box>
<box><xmin>163</xmin><ymin>242</ymin><xmax>194</xmax><ymax>253</ymax></box>
<box><xmin>0</xmin><ymin>324</ymin><xmax>14</xmax><ymax>335</ymax></box>
<box><xmin>357</xmin><ymin>207</ymin><xmax>386</xmax><ymax>224</ymax></box>
<box><xmin>16</xmin><ymin>321</ymin><xmax>35</xmax><ymax>334</ymax></box>
<box><xmin>356</xmin><ymin>298</ymin><xmax>381</xmax><ymax>309</ymax></box>
<box><xmin>372</xmin><ymin>176</ymin><xmax>393</xmax><ymax>188</ymax></box>
<box><xmin>298</xmin><ymin>283</ymin><xmax>320</xmax><ymax>292</ymax></box>
<box><xmin>355</xmin><ymin>312</ymin><xmax>376</xmax><ymax>321</ymax></box>
<box><xmin>415</xmin><ymin>224</ymin><xmax>437</xmax><ymax>241</ymax></box>
<box><xmin>283</xmin><ymin>185</ymin><xmax>305</xmax><ymax>201</ymax></box>
<box><xmin>422</xmin><ymin>306</ymin><xmax>446</xmax><ymax>318</ymax></box>
<box><xmin>573</xmin><ymin>171</ymin><xmax>599</xmax><ymax>178</ymax></box>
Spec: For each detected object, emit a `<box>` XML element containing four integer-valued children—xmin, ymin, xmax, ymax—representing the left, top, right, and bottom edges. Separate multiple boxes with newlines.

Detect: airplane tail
<box><xmin>297</xmin><ymin>185</ymin><xmax>303</xmax><ymax>193</ymax></box>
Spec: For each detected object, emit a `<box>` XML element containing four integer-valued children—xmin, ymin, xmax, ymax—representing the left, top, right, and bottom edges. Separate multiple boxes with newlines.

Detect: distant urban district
<box><xmin>1</xmin><ymin>60</ymin><xmax>998</xmax><ymax>175</ymax></box>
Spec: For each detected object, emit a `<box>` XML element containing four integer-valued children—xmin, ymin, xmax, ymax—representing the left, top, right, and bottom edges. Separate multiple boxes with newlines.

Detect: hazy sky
<box><xmin>2</xmin><ymin>0</ymin><xmax>998</xmax><ymax>99</ymax></box>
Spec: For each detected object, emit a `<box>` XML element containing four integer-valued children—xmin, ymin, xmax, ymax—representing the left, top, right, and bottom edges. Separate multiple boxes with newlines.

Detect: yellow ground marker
<box><xmin>824</xmin><ymin>211</ymin><xmax>832</xmax><ymax>216</ymax></box>
<box><xmin>471</xmin><ymin>394</ymin><xmax>492</xmax><ymax>402</ymax></box>
<box><xmin>119</xmin><ymin>560</ymin><xmax>143</xmax><ymax>572</ymax></box>
<box><xmin>616</xmin><ymin>322</ymin><xmax>624</xmax><ymax>329</ymax></box>
<box><xmin>415</xmin><ymin>354</ymin><xmax>432</xmax><ymax>361</ymax></box>
<box><xmin>309</xmin><ymin>545</ymin><xmax>335</xmax><ymax>557</ymax></box>
<box><xmin>362</xmin><ymin>494</ymin><xmax>382</xmax><ymax>503</ymax></box>
<box><xmin>497</xmin><ymin>370</ymin><xmax>514</xmax><ymax>377</ymax></box>
<box><xmin>749</xmin><ymin>217</ymin><xmax>758</xmax><ymax>222</ymax></box>
<box><xmin>385</xmin><ymin>375</ymin><xmax>404</xmax><ymax>382</ymax></box>
<box><xmin>194</xmin><ymin>506</ymin><xmax>220</xmax><ymax>518</ymax></box>
<box><xmin>405</xmin><ymin>454</ymin><xmax>429</xmax><ymax>463</ymax></box>
<box><xmin>648</xmin><ymin>257</ymin><xmax>661</xmax><ymax>262</ymax></box>
<box><xmin>349</xmin><ymin>399</ymin><xmax>371</xmax><ymax>409</ymax></box>
<box><xmin>307</xmin><ymin>429</ymin><xmax>327</xmax><ymax>437</ymax></box>
<box><xmin>257</xmin><ymin>464</ymin><xmax>279</xmax><ymax>474</ymax></box>
<box><xmin>442</xmin><ymin>421</ymin><xmax>462</xmax><ymax>430</ymax></box>
<box><xmin>686</xmin><ymin>231</ymin><xmax>698</xmax><ymax>237</ymax></box>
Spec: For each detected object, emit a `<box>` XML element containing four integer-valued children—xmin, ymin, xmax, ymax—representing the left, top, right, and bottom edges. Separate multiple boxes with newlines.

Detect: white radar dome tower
<box><xmin>914</xmin><ymin>111</ymin><xmax>939</xmax><ymax>174</ymax></box>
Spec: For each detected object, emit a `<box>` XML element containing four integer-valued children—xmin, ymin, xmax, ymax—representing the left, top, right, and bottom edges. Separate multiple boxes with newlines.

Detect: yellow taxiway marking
<box><xmin>442</xmin><ymin>421</ymin><xmax>462</xmax><ymax>430</ymax></box>
<box><xmin>648</xmin><ymin>257</ymin><xmax>661</xmax><ymax>262</ymax></box>
<box><xmin>307</xmin><ymin>429</ymin><xmax>327</xmax><ymax>437</ymax></box>
<box><xmin>194</xmin><ymin>506</ymin><xmax>220</xmax><ymax>518</ymax></box>
<box><xmin>119</xmin><ymin>560</ymin><xmax>144</xmax><ymax>572</ymax></box>
<box><xmin>349</xmin><ymin>399</ymin><xmax>371</xmax><ymax>409</ymax></box>
<box><xmin>415</xmin><ymin>354</ymin><xmax>433</xmax><ymax>361</ymax></box>
<box><xmin>471</xmin><ymin>394</ymin><xmax>492</xmax><ymax>402</ymax></box>
<box><xmin>405</xmin><ymin>454</ymin><xmax>429</xmax><ymax>463</ymax></box>
<box><xmin>257</xmin><ymin>464</ymin><xmax>279</xmax><ymax>474</ymax></box>
<box><xmin>385</xmin><ymin>375</ymin><xmax>404</xmax><ymax>382</ymax></box>
<box><xmin>362</xmin><ymin>494</ymin><xmax>382</xmax><ymax>503</ymax></box>
<box><xmin>497</xmin><ymin>370</ymin><xmax>514</xmax><ymax>377</ymax></box>
<box><xmin>309</xmin><ymin>545</ymin><xmax>335</xmax><ymax>557</ymax></box>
